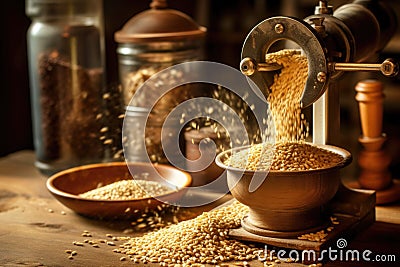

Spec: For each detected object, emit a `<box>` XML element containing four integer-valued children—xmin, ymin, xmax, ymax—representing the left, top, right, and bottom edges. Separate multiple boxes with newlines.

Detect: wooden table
<box><xmin>0</xmin><ymin>151</ymin><xmax>399</xmax><ymax>266</ymax></box>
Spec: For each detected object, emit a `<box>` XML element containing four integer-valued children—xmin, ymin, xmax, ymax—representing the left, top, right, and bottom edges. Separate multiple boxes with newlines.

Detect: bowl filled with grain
<box><xmin>46</xmin><ymin>162</ymin><xmax>192</xmax><ymax>219</ymax></box>
<box><xmin>215</xmin><ymin>142</ymin><xmax>352</xmax><ymax>237</ymax></box>
<box><xmin>214</xmin><ymin>48</ymin><xmax>351</xmax><ymax>237</ymax></box>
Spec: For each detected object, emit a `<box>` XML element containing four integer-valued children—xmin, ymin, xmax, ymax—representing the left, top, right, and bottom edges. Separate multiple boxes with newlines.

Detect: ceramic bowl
<box><xmin>215</xmin><ymin>143</ymin><xmax>352</xmax><ymax>237</ymax></box>
<box><xmin>46</xmin><ymin>162</ymin><xmax>192</xmax><ymax>219</ymax></box>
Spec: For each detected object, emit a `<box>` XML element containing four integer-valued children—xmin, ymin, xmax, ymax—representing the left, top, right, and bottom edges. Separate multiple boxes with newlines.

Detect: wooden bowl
<box><xmin>215</xmin><ymin>144</ymin><xmax>352</xmax><ymax>236</ymax></box>
<box><xmin>46</xmin><ymin>162</ymin><xmax>192</xmax><ymax>219</ymax></box>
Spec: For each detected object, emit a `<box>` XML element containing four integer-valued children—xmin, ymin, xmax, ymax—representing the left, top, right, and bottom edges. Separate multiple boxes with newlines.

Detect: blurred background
<box><xmin>1</xmin><ymin>0</ymin><xmax>400</xmax><ymax>178</ymax></box>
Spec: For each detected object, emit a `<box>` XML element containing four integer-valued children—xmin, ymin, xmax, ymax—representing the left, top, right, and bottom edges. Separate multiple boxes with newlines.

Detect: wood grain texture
<box><xmin>0</xmin><ymin>151</ymin><xmax>399</xmax><ymax>266</ymax></box>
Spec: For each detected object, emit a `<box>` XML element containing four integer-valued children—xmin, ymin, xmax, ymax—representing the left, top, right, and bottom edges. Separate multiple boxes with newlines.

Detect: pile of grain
<box><xmin>225</xmin><ymin>142</ymin><xmax>344</xmax><ymax>171</ymax></box>
<box><xmin>79</xmin><ymin>180</ymin><xmax>174</xmax><ymax>200</ymax></box>
<box><xmin>119</xmin><ymin>201</ymin><xmax>259</xmax><ymax>265</ymax></box>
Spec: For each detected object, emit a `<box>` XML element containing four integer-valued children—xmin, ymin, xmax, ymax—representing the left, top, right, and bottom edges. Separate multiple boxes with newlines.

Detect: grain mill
<box><xmin>217</xmin><ymin>0</ymin><xmax>399</xmax><ymax>258</ymax></box>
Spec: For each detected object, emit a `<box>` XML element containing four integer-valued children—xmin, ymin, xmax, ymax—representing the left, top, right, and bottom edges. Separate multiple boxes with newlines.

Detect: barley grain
<box><xmin>73</xmin><ymin>241</ymin><xmax>84</xmax><ymax>246</ymax></box>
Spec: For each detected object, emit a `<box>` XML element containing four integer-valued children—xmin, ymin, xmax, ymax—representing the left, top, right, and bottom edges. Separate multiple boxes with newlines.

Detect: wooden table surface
<box><xmin>0</xmin><ymin>151</ymin><xmax>399</xmax><ymax>267</ymax></box>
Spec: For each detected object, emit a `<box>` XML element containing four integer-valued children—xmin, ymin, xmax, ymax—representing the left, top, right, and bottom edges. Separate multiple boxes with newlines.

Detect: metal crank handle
<box><xmin>329</xmin><ymin>58</ymin><xmax>399</xmax><ymax>77</ymax></box>
<box><xmin>240</xmin><ymin>57</ymin><xmax>282</xmax><ymax>76</ymax></box>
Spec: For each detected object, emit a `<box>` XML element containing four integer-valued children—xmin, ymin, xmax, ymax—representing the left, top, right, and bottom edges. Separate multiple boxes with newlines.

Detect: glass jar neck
<box><xmin>30</xmin><ymin>16</ymin><xmax>100</xmax><ymax>27</ymax></box>
<box><xmin>26</xmin><ymin>0</ymin><xmax>102</xmax><ymax>19</ymax></box>
<box><xmin>118</xmin><ymin>39</ymin><xmax>203</xmax><ymax>54</ymax></box>
<box><xmin>117</xmin><ymin>41</ymin><xmax>204</xmax><ymax>64</ymax></box>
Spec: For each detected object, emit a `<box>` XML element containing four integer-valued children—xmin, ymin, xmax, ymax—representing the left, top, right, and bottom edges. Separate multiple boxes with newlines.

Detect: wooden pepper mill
<box><xmin>355</xmin><ymin>79</ymin><xmax>400</xmax><ymax>204</ymax></box>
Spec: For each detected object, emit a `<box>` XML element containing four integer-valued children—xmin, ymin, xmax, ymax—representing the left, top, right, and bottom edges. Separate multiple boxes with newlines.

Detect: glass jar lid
<box><xmin>114</xmin><ymin>0</ymin><xmax>206</xmax><ymax>43</ymax></box>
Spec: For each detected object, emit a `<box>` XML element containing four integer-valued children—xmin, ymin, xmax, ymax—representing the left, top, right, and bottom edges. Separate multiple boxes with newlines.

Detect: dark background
<box><xmin>1</xmin><ymin>0</ymin><xmax>400</xmax><ymax>178</ymax></box>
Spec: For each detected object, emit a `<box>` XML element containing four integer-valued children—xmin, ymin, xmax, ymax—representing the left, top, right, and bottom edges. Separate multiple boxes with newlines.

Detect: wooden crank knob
<box><xmin>355</xmin><ymin>80</ymin><xmax>384</xmax><ymax>139</ymax></box>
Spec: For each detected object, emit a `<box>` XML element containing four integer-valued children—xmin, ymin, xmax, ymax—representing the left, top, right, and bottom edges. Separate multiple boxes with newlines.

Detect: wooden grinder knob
<box><xmin>355</xmin><ymin>80</ymin><xmax>384</xmax><ymax>140</ymax></box>
<box><xmin>355</xmin><ymin>80</ymin><xmax>392</xmax><ymax>191</ymax></box>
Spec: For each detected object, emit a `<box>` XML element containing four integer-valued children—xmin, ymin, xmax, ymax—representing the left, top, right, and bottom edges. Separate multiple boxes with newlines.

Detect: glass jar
<box><xmin>114</xmin><ymin>0</ymin><xmax>206</xmax><ymax>107</ymax></box>
<box><xmin>115</xmin><ymin>0</ymin><xmax>207</xmax><ymax>164</ymax></box>
<box><xmin>26</xmin><ymin>0</ymin><xmax>116</xmax><ymax>175</ymax></box>
<box><xmin>116</xmin><ymin>40</ymin><xmax>205</xmax><ymax>107</ymax></box>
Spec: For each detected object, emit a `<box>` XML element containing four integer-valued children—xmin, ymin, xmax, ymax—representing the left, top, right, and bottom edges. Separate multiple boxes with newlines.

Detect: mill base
<box><xmin>349</xmin><ymin>179</ymin><xmax>400</xmax><ymax>205</ymax></box>
<box><xmin>229</xmin><ymin>185</ymin><xmax>375</xmax><ymax>260</ymax></box>
<box><xmin>241</xmin><ymin>215</ymin><xmax>331</xmax><ymax>238</ymax></box>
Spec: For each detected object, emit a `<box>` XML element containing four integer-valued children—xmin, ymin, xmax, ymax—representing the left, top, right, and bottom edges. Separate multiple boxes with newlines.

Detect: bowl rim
<box><xmin>215</xmin><ymin>142</ymin><xmax>352</xmax><ymax>175</ymax></box>
<box><xmin>46</xmin><ymin>161</ymin><xmax>192</xmax><ymax>203</ymax></box>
